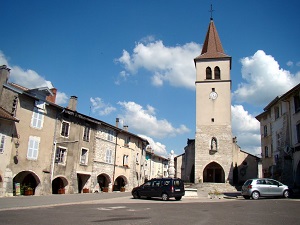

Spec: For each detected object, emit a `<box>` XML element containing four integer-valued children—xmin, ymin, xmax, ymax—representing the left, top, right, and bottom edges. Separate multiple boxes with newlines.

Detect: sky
<box><xmin>1</xmin><ymin>0</ymin><xmax>300</xmax><ymax>158</ymax></box>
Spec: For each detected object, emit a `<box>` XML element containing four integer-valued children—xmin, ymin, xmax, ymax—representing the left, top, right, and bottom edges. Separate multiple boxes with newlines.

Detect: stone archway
<box><xmin>203</xmin><ymin>162</ymin><xmax>225</xmax><ymax>183</ymax></box>
<box><xmin>97</xmin><ymin>173</ymin><xmax>111</xmax><ymax>192</ymax></box>
<box><xmin>113</xmin><ymin>175</ymin><xmax>127</xmax><ymax>191</ymax></box>
<box><xmin>52</xmin><ymin>176</ymin><xmax>68</xmax><ymax>194</ymax></box>
<box><xmin>13</xmin><ymin>171</ymin><xmax>40</xmax><ymax>195</ymax></box>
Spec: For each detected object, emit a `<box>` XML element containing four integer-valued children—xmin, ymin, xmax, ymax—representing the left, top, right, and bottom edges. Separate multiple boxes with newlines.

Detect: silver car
<box><xmin>241</xmin><ymin>178</ymin><xmax>289</xmax><ymax>200</ymax></box>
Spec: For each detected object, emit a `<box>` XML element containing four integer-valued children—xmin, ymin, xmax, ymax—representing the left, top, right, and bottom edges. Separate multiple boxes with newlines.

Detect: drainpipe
<box><xmin>50</xmin><ymin>108</ymin><xmax>65</xmax><ymax>182</ymax></box>
<box><xmin>112</xmin><ymin>130</ymin><xmax>119</xmax><ymax>191</ymax></box>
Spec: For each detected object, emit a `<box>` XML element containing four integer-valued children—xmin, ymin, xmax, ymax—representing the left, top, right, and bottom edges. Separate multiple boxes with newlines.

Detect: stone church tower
<box><xmin>194</xmin><ymin>17</ymin><xmax>233</xmax><ymax>184</ymax></box>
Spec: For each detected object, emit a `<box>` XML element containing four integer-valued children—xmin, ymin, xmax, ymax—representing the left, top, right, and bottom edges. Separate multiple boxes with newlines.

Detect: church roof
<box><xmin>194</xmin><ymin>19</ymin><xmax>231</xmax><ymax>61</ymax></box>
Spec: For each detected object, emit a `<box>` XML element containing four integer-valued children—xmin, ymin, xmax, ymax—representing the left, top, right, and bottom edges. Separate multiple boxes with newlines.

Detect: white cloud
<box><xmin>10</xmin><ymin>66</ymin><xmax>54</xmax><ymax>89</ymax></box>
<box><xmin>115</xmin><ymin>39</ymin><xmax>201</xmax><ymax>89</ymax></box>
<box><xmin>138</xmin><ymin>134</ymin><xmax>168</xmax><ymax>157</ymax></box>
<box><xmin>233</xmin><ymin>50</ymin><xmax>300</xmax><ymax>106</ymax></box>
<box><xmin>287</xmin><ymin>61</ymin><xmax>293</xmax><ymax>67</ymax></box>
<box><xmin>0</xmin><ymin>51</ymin><xmax>9</xmax><ymax>65</ymax></box>
<box><xmin>55</xmin><ymin>92</ymin><xmax>69</xmax><ymax>105</ymax></box>
<box><xmin>231</xmin><ymin>105</ymin><xmax>261</xmax><ymax>156</ymax></box>
<box><xmin>0</xmin><ymin>50</ymin><xmax>69</xmax><ymax>105</ymax></box>
<box><xmin>90</xmin><ymin>97</ymin><xmax>116</xmax><ymax>116</ymax></box>
<box><xmin>117</xmin><ymin>101</ymin><xmax>190</xmax><ymax>138</ymax></box>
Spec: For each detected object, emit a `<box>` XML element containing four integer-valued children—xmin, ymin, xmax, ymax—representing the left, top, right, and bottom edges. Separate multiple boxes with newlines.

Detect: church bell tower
<box><xmin>194</xmin><ymin>17</ymin><xmax>233</xmax><ymax>183</ymax></box>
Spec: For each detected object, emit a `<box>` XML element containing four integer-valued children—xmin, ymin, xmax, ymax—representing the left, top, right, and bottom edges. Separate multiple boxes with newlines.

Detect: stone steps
<box><xmin>184</xmin><ymin>182</ymin><xmax>239</xmax><ymax>198</ymax></box>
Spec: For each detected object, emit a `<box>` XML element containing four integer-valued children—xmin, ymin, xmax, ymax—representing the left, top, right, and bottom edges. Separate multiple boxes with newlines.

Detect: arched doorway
<box><xmin>113</xmin><ymin>176</ymin><xmax>127</xmax><ymax>191</ymax></box>
<box><xmin>295</xmin><ymin>161</ymin><xmax>300</xmax><ymax>187</ymax></box>
<box><xmin>13</xmin><ymin>171</ymin><xmax>40</xmax><ymax>195</ymax></box>
<box><xmin>97</xmin><ymin>173</ymin><xmax>110</xmax><ymax>192</ymax></box>
<box><xmin>190</xmin><ymin>165</ymin><xmax>195</xmax><ymax>183</ymax></box>
<box><xmin>203</xmin><ymin>162</ymin><xmax>225</xmax><ymax>183</ymax></box>
<box><xmin>77</xmin><ymin>173</ymin><xmax>91</xmax><ymax>193</ymax></box>
<box><xmin>52</xmin><ymin>177</ymin><xmax>68</xmax><ymax>194</ymax></box>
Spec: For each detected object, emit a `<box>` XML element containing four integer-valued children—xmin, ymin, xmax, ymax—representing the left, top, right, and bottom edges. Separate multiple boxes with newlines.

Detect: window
<box><xmin>264</xmin><ymin>146</ymin><xmax>269</xmax><ymax>158</ymax></box>
<box><xmin>276</xmin><ymin>132</ymin><xmax>281</xmax><ymax>148</ymax></box>
<box><xmin>61</xmin><ymin>121</ymin><xmax>70</xmax><ymax>137</ymax></box>
<box><xmin>0</xmin><ymin>134</ymin><xmax>5</xmax><ymax>153</ymax></box>
<box><xmin>83</xmin><ymin>126</ymin><xmax>90</xmax><ymax>142</ymax></box>
<box><xmin>31</xmin><ymin>108</ymin><xmax>44</xmax><ymax>129</ymax></box>
<box><xmin>105</xmin><ymin>149</ymin><xmax>112</xmax><ymax>164</ymax></box>
<box><xmin>274</xmin><ymin>106</ymin><xmax>280</xmax><ymax>120</ymax></box>
<box><xmin>125</xmin><ymin>137</ymin><xmax>130</xmax><ymax>147</ymax></box>
<box><xmin>123</xmin><ymin>155</ymin><xmax>129</xmax><ymax>166</ymax></box>
<box><xmin>294</xmin><ymin>94</ymin><xmax>300</xmax><ymax>113</ymax></box>
<box><xmin>214</xmin><ymin>66</ymin><xmax>220</xmax><ymax>79</ymax></box>
<box><xmin>27</xmin><ymin>136</ymin><xmax>40</xmax><ymax>160</ymax></box>
<box><xmin>263</xmin><ymin>125</ymin><xmax>268</xmax><ymax>137</ymax></box>
<box><xmin>80</xmin><ymin>148</ymin><xmax>88</xmax><ymax>165</ymax></box>
<box><xmin>55</xmin><ymin>147</ymin><xmax>67</xmax><ymax>164</ymax></box>
<box><xmin>152</xmin><ymin>180</ymin><xmax>161</xmax><ymax>187</ymax></box>
<box><xmin>297</xmin><ymin>123</ymin><xmax>300</xmax><ymax>143</ymax></box>
<box><xmin>136</xmin><ymin>153</ymin><xmax>139</xmax><ymax>164</ymax></box>
<box><xmin>206</xmin><ymin>67</ymin><xmax>212</xmax><ymax>79</ymax></box>
<box><xmin>107</xmin><ymin>130</ymin><xmax>114</xmax><ymax>142</ymax></box>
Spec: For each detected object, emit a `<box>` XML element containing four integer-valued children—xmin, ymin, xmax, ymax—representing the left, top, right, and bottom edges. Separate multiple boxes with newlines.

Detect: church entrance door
<box><xmin>203</xmin><ymin>162</ymin><xmax>225</xmax><ymax>183</ymax></box>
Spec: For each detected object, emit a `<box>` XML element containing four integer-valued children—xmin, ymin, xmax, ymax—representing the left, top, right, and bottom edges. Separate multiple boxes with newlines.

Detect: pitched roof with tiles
<box><xmin>194</xmin><ymin>19</ymin><xmax>231</xmax><ymax>61</ymax></box>
<box><xmin>0</xmin><ymin>107</ymin><xmax>19</xmax><ymax>122</ymax></box>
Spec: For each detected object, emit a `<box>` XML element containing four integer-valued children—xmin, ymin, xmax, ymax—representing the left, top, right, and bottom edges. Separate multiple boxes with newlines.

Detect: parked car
<box><xmin>131</xmin><ymin>178</ymin><xmax>185</xmax><ymax>201</ymax></box>
<box><xmin>241</xmin><ymin>178</ymin><xmax>289</xmax><ymax>200</ymax></box>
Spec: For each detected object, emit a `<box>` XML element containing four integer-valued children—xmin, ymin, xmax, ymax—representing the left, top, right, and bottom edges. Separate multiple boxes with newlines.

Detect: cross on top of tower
<box><xmin>209</xmin><ymin>4</ymin><xmax>214</xmax><ymax>20</ymax></box>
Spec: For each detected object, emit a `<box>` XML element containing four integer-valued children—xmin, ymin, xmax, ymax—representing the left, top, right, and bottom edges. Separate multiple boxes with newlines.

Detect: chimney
<box><xmin>67</xmin><ymin>96</ymin><xmax>78</xmax><ymax>111</ymax></box>
<box><xmin>116</xmin><ymin>118</ymin><xmax>119</xmax><ymax>127</ymax></box>
<box><xmin>123</xmin><ymin>125</ymin><xmax>128</xmax><ymax>131</ymax></box>
<box><xmin>0</xmin><ymin>65</ymin><xmax>10</xmax><ymax>97</ymax></box>
<box><xmin>46</xmin><ymin>88</ymin><xmax>57</xmax><ymax>104</ymax></box>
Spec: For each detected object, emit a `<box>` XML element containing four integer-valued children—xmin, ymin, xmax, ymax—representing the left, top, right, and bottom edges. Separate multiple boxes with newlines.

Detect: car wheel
<box><xmin>251</xmin><ymin>191</ymin><xmax>260</xmax><ymax>200</ymax></box>
<box><xmin>132</xmin><ymin>191</ymin><xmax>140</xmax><ymax>199</ymax></box>
<box><xmin>283</xmin><ymin>190</ymin><xmax>289</xmax><ymax>198</ymax></box>
<box><xmin>161</xmin><ymin>193</ymin><xmax>169</xmax><ymax>201</ymax></box>
<box><xmin>175</xmin><ymin>196</ymin><xmax>182</xmax><ymax>201</ymax></box>
<box><xmin>243</xmin><ymin>195</ymin><xmax>250</xmax><ymax>199</ymax></box>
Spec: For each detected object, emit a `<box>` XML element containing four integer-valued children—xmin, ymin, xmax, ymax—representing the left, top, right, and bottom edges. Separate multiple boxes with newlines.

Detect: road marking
<box><xmin>97</xmin><ymin>206</ymin><xmax>127</xmax><ymax>211</ymax></box>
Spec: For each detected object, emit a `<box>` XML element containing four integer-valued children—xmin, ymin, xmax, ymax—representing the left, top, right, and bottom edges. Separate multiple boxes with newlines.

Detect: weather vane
<box><xmin>209</xmin><ymin>4</ymin><xmax>214</xmax><ymax>20</ymax></box>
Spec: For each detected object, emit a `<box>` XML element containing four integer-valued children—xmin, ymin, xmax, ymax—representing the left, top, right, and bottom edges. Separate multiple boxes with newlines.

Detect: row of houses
<box><xmin>256</xmin><ymin>83</ymin><xmax>300</xmax><ymax>188</ymax></box>
<box><xmin>0</xmin><ymin>65</ymin><xmax>169</xmax><ymax>197</ymax></box>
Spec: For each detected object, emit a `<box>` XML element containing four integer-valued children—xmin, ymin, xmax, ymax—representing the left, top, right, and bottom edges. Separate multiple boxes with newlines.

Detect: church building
<box><xmin>175</xmin><ymin>16</ymin><xmax>260</xmax><ymax>185</ymax></box>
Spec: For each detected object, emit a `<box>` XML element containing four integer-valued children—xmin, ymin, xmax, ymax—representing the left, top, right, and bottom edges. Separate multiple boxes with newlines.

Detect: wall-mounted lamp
<box><xmin>15</xmin><ymin>140</ymin><xmax>20</xmax><ymax>148</ymax></box>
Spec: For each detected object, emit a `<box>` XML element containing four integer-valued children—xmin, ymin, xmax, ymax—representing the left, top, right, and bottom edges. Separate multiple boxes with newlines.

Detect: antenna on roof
<box><xmin>209</xmin><ymin>4</ymin><xmax>214</xmax><ymax>20</ymax></box>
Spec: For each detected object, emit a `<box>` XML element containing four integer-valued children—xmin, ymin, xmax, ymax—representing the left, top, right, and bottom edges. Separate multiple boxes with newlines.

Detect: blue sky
<box><xmin>1</xmin><ymin>0</ymin><xmax>300</xmax><ymax>157</ymax></box>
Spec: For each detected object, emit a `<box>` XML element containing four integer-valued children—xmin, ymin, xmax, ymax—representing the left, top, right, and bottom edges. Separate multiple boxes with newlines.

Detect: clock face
<box><xmin>210</xmin><ymin>91</ymin><xmax>218</xmax><ymax>100</ymax></box>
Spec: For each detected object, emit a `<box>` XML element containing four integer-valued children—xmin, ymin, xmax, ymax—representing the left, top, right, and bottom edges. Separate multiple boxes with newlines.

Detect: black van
<box><xmin>131</xmin><ymin>178</ymin><xmax>185</xmax><ymax>201</ymax></box>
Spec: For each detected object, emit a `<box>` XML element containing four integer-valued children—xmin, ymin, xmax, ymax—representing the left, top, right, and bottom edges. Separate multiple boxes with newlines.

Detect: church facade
<box><xmin>175</xmin><ymin>18</ymin><xmax>259</xmax><ymax>185</ymax></box>
<box><xmin>194</xmin><ymin>18</ymin><xmax>233</xmax><ymax>184</ymax></box>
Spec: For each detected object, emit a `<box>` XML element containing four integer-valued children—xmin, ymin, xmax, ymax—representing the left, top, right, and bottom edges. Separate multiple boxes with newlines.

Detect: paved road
<box><xmin>0</xmin><ymin>192</ymin><xmax>133</xmax><ymax>211</ymax></box>
<box><xmin>0</xmin><ymin>193</ymin><xmax>299</xmax><ymax>225</ymax></box>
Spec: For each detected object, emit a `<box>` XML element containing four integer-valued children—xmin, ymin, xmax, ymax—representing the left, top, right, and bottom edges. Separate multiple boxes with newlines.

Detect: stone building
<box><xmin>0</xmin><ymin>65</ymin><xmax>149</xmax><ymax>196</ymax></box>
<box><xmin>144</xmin><ymin>146</ymin><xmax>168</xmax><ymax>181</ymax></box>
<box><xmin>0</xmin><ymin>65</ymin><xmax>58</xmax><ymax>196</ymax></box>
<box><xmin>256</xmin><ymin>83</ymin><xmax>300</xmax><ymax>187</ymax></box>
<box><xmin>176</xmin><ymin>17</ymin><xmax>259</xmax><ymax>185</ymax></box>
